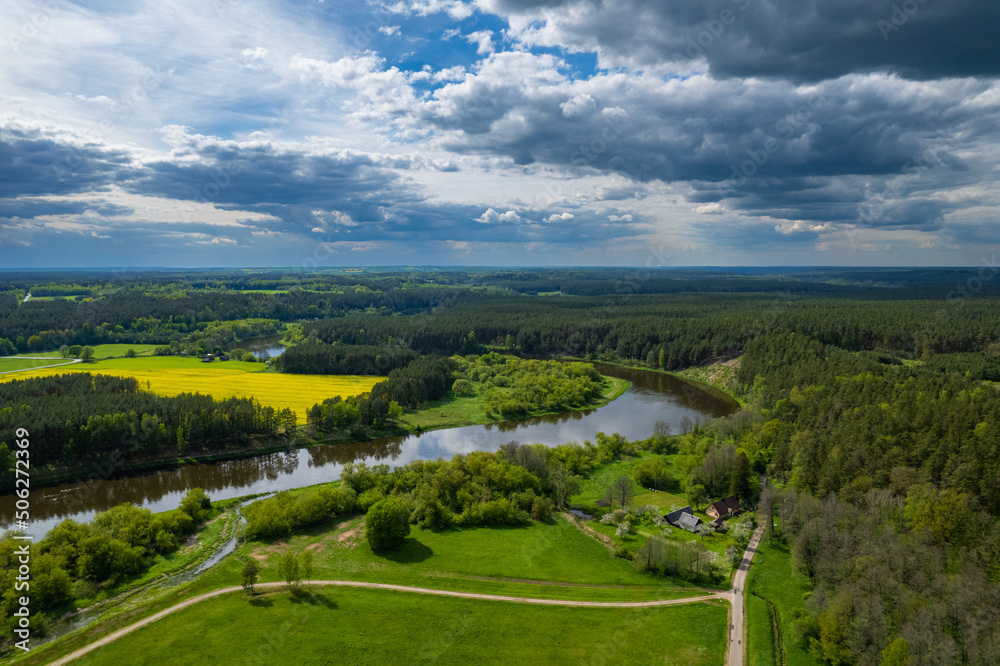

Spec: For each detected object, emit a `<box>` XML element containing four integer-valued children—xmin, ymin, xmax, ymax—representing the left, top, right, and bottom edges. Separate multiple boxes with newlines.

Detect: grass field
<box><xmin>71</xmin><ymin>587</ymin><xmax>729</xmax><ymax>666</ymax></box>
<box><xmin>746</xmin><ymin>538</ymin><xmax>821</xmax><ymax>666</ymax></box>
<box><xmin>12</xmin><ymin>498</ymin><xmax>728</xmax><ymax>666</ymax></box>
<box><xmin>195</xmin><ymin>510</ymin><xmax>712</xmax><ymax>602</ymax></box>
<box><xmin>16</xmin><ymin>343</ymin><xmax>160</xmax><ymax>359</ymax></box>
<box><xmin>0</xmin><ymin>357</ymin><xmax>77</xmax><ymax>372</ymax></box>
<box><xmin>0</xmin><ymin>356</ymin><xmax>383</xmax><ymax>423</ymax></box>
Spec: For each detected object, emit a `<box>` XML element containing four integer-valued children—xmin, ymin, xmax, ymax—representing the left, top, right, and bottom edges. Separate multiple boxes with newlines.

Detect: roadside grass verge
<box><xmin>746</xmin><ymin>538</ymin><xmax>821</xmax><ymax>666</ymax></box>
<box><xmin>71</xmin><ymin>586</ymin><xmax>730</xmax><ymax>666</ymax></box>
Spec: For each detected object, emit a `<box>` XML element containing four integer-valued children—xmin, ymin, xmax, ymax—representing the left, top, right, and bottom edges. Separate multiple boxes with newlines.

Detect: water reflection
<box><xmin>230</xmin><ymin>335</ymin><xmax>286</xmax><ymax>360</ymax></box>
<box><xmin>1</xmin><ymin>363</ymin><xmax>734</xmax><ymax>536</ymax></box>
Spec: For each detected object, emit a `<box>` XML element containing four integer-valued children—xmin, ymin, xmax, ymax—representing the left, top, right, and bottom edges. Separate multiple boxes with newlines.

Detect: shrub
<box><xmin>357</xmin><ymin>488</ymin><xmax>386</xmax><ymax>512</ymax></box>
<box><xmin>455</xmin><ymin>498</ymin><xmax>529</xmax><ymax>527</ymax></box>
<box><xmin>633</xmin><ymin>456</ymin><xmax>674</xmax><ymax>490</ymax></box>
<box><xmin>451</xmin><ymin>378</ymin><xmax>476</xmax><ymax>397</ymax></box>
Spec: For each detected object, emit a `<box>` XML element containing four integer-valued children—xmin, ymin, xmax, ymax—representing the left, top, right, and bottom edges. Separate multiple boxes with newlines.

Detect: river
<box><xmin>1</xmin><ymin>363</ymin><xmax>735</xmax><ymax>536</ymax></box>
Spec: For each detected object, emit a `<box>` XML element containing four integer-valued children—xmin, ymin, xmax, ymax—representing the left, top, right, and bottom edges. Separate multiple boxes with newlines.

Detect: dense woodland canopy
<box><xmin>2</xmin><ymin>266</ymin><xmax>1000</xmax><ymax>662</ymax></box>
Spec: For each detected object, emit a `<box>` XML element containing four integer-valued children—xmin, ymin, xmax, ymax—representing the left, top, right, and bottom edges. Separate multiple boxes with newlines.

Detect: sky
<box><xmin>0</xmin><ymin>0</ymin><xmax>998</xmax><ymax>268</ymax></box>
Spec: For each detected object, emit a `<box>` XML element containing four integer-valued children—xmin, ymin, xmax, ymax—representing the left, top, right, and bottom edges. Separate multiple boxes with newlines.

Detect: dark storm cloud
<box><xmin>126</xmin><ymin>143</ymin><xmax>411</xmax><ymax>211</ymax></box>
<box><xmin>0</xmin><ymin>128</ymin><xmax>132</xmax><ymax>198</ymax></box>
<box><xmin>0</xmin><ymin>124</ymin><xmax>647</xmax><ymax>253</ymax></box>
<box><xmin>419</xmin><ymin>63</ymin><xmax>995</xmax><ymax>229</ymax></box>
<box><xmin>484</xmin><ymin>0</ymin><xmax>1000</xmax><ymax>82</ymax></box>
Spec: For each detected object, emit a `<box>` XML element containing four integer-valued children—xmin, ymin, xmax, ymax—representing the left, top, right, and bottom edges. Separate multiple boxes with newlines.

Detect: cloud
<box><xmin>241</xmin><ymin>47</ymin><xmax>269</xmax><ymax>71</ymax></box>
<box><xmin>477</xmin><ymin>207</ymin><xmax>521</xmax><ymax>224</ymax></box>
<box><xmin>0</xmin><ymin>126</ymin><xmax>133</xmax><ymax>198</ymax></box>
<box><xmin>477</xmin><ymin>0</ymin><xmax>1000</xmax><ymax>82</ymax></box>
<box><xmin>2</xmin><ymin>0</ymin><xmax>998</xmax><ymax>267</ymax></box>
<box><xmin>544</xmin><ymin>212</ymin><xmax>574</xmax><ymax>223</ymax></box>
<box><xmin>560</xmin><ymin>93</ymin><xmax>596</xmax><ymax>118</ymax></box>
<box><xmin>384</xmin><ymin>0</ymin><xmax>474</xmax><ymax>20</ymax></box>
<box><xmin>465</xmin><ymin>30</ymin><xmax>495</xmax><ymax>55</ymax></box>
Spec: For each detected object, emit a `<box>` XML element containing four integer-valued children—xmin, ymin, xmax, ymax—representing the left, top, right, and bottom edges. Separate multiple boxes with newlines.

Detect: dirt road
<box><xmin>46</xmin><ymin>581</ymin><xmax>724</xmax><ymax>665</ymax></box>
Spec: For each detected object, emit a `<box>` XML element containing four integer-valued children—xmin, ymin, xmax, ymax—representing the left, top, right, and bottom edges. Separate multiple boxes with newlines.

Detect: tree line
<box><xmin>0</xmin><ymin>374</ymin><xmax>293</xmax><ymax>486</ymax></box>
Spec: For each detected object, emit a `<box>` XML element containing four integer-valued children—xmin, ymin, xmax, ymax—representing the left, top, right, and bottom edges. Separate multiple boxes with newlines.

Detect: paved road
<box><xmin>728</xmin><ymin>525</ymin><xmax>765</xmax><ymax>666</ymax></box>
<box><xmin>46</xmin><ymin>581</ymin><xmax>724</xmax><ymax>665</ymax></box>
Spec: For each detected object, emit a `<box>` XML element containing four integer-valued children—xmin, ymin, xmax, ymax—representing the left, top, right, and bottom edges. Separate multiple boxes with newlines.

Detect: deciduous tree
<box><xmin>606</xmin><ymin>475</ymin><xmax>634</xmax><ymax>510</ymax></box>
<box><xmin>242</xmin><ymin>559</ymin><xmax>259</xmax><ymax>595</ymax></box>
<box><xmin>366</xmin><ymin>497</ymin><xmax>411</xmax><ymax>551</ymax></box>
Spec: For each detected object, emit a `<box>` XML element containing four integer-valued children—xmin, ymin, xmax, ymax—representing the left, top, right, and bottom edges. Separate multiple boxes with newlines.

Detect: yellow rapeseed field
<box><xmin>0</xmin><ymin>357</ymin><xmax>383</xmax><ymax>424</ymax></box>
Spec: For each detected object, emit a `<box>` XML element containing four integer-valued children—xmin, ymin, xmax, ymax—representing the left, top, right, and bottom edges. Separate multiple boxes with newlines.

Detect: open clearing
<box><xmin>0</xmin><ymin>356</ymin><xmax>383</xmax><ymax>423</ymax></box>
<box><xmin>69</xmin><ymin>585</ymin><xmax>728</xmax><ymax>666</ymax></box>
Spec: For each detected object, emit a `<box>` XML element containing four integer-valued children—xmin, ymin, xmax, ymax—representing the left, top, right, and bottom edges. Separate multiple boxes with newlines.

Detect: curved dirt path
<box><xmin>46</xmin><ymin>581</ymin><xmax>724</xmax><ymax>665</ymax></box>
<box><xmin>0</xmin><ymin>357</ymin><xmax>82</xmax><ymax>375</ymax></box>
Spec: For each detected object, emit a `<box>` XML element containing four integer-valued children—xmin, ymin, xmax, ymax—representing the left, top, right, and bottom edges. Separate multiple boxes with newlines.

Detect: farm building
<box><xmin>706</xmin><ymin>496</ymin><xmax>740</xmax><ymax>521</ymax></box>
<box><xmin>665</xmin><ymin>505</ymin><xmax>703</xmax><ymax>533</ymax></box>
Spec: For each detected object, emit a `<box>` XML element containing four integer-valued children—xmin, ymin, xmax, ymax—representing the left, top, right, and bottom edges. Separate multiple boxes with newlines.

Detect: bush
<box><xmin>366</xmin><ymin>497</ymin><xmax>411</xmax><ymax>551</ymax></box>
<box><xmin>455</xmin><ymin>498</ymin><xmax>529</xmax><ymax>527</ymax></box>
<box><xmin>179</xmin><ymin>488</ymin><xmax>210</xmax><ymax>523</ymax></box>
<box><xmin>633</xmin><ymin>456</ymin><xmax>674</xmax><ymax>490</ymax></box>
<box><xmin>530</xmin><ymin>496</ymin><xmax>554</xmax><ymax>520</ymax></box>
<box><xmin>319</xmin><ymin>486</ymin><xmax>356</xmax><ymax>515</ymax></box>
<box><xmin>357</xmin><ymin>488</ymin><xmax>386</xmax><ymax>512</ymax></box>
<box><xmin>451</xmin><ymin>378</ymin><xmax>476</xmax><ymax>397</ymax></box>
<box><xmin>412</xmin><ymin>498</ymin><xmax>453</xmax><ymax>530</ymax></box>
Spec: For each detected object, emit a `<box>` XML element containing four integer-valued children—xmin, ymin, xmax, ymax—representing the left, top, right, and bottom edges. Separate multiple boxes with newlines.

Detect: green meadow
<box><xmin>72</xmin><ymin>587</ymin><xmax>729</xmax><ymax>666</ymax></box>
<box><xmin>746</xmin><ymin>538</ymin><xmax>821</xmax><ymax>666</ymax></box>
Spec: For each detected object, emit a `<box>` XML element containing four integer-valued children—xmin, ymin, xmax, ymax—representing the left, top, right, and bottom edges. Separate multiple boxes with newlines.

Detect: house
<box><xmin>218</xmin><ymin>354</ymin><xmax>230</xmax><ymax>361</ymax></box>
<box><xmin>665</xmin><ymin>505</ymin><xmax>703</xmax><ymax>533</ymax></box>
<box><xmin>706</xmin><ymin>496</ymin><xmax>740</xmax><ymax>521</ymax></box>
<box><xmin>676</xmin><ymin>513</ymin><xmax>703</xmax><ymax>532</ymax></box>
<box><xmin>201</xmin><ymin>354</ymin><xmax>214</xmax><ymax>363</ymax></box>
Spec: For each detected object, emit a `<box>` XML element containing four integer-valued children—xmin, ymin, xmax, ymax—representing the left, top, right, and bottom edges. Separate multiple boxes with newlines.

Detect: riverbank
<box><xmin>14</xmin><ymin>374</ymin><xmax>633</xmax><ymax>492</ymax></box>
<box><xmin>565</xmin><ymin>357</ymin><xmax>744</xmax><ymax>408</ymax></box>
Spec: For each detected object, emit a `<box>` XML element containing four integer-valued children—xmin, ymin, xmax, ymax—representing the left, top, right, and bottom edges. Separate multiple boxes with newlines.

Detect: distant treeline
<box><xmin>275</xmin><ymin>342</ymin><xmax>418</xmax><ymax>376</ymax></box>
<box><xmin>0</xmin><ymin>286</ymin><xmax>479</xmax><ymax>353</ymax></box>
<box><xmin>304</xmin><ymin>292</ymin><xmax>1000</xmax><ymax>370</ymax></box>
